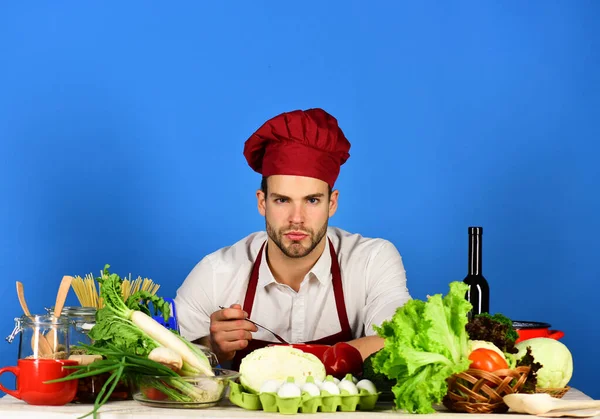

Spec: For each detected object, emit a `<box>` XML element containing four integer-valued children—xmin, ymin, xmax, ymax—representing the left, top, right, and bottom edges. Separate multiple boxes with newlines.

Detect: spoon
<box><xmin>218</xmin><ymin>306</ymin><xmax>289</xmax><ymax>344</ymax></box>
<box><xmin>15</xmin><ymin>281</ymin><xmax>53</xmax><ymax>356</ymax></box>
<box><xmin>45</xmin><ymin>275</ymin><xmax>73</xmax><ymax>350</ymax></box>
<box><xmin>503</xmin><ymin>394</ymin><xmax>600</xmax><ymax>415</ymax></box>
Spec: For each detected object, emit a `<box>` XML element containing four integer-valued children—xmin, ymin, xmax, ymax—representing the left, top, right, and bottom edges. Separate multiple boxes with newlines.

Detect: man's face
<box><xmin>257</xmin><ymin>175</ymin><xmax>339</xmax><ymax>258</ymax></box>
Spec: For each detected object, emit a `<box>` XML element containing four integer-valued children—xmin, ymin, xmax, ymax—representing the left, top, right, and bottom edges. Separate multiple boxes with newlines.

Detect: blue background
<box><xmin>1</xmin><ymin>1</ymin><xmax>598</xmax><ymax>398</ymax></box>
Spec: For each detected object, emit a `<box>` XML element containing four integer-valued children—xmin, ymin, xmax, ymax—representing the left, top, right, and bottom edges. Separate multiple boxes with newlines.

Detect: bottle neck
<box><xmin>468</xmin><ymin>233</ymin><xmax>482</xmax><ymax>276</ymax></box>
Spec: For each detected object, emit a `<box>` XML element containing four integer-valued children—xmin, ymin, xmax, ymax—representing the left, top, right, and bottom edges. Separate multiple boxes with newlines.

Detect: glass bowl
<box><xmin>130</xmin><ymin>368</ymin><xmax>240</xmax><ymax>409</ymax></box>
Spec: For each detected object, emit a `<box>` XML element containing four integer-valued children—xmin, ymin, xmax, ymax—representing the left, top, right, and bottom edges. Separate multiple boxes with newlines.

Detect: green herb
<box><xmin>371</xmin><ymin>281</ymin><xmax>473</xmax><ymax>414</ymax></box>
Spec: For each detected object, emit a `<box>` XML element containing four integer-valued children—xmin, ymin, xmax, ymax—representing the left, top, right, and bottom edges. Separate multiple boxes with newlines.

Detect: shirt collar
<box><xmin>257</xmin><ymin>238</ymin><xmax>333</xmax><ymax>289</ymax></box>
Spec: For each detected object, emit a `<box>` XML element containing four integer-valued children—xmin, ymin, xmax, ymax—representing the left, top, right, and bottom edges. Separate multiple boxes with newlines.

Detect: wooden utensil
<box><xmin>15</xmin><ymin>281</ymin><xmax>53</xmax><ymax>356</ymax></box>
<box><xmin>504</xmin><ymin>394</ymin><xmax>600</xmax><ymax>415</ymax></box>
<box><xmin>45</xmin><ymin>275</ymin><xmax>73</xmax><ymax>351</ymax></box>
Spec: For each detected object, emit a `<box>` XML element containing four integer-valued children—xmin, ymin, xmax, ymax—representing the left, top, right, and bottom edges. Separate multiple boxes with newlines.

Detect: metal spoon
<box><xmin>503</xmin><ymin>394</ymin><xmax>600</xmax><ymax>416</ymax></box>
<box><xmin>218</xmin><ymin>306</ymin><xmax>289</xmax><ymax>344</ymax></box>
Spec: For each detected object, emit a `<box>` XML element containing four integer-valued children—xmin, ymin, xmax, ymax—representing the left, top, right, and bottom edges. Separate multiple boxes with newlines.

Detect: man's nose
<box><xmin>288</xmin><ymin>203</ymin><xmax>305</xmax><ymax>224</ymax></box>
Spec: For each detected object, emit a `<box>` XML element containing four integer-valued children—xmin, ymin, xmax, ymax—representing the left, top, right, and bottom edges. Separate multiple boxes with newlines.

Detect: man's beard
<box><xmin>266</xmin><ymin>221</ymin><xmax>328</xmax><ymax>258</ymax></box>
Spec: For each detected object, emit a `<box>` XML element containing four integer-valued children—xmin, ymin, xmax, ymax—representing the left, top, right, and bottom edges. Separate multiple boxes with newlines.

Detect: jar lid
<box><xmin>47</xmin><ymin>306</ymin><xmax>97</xmax><ymax>317</ymax></box>
<box><xmin>19</xmin><ymin>314</ymin><xmax>71</xmax><ymax>326</ymax></box>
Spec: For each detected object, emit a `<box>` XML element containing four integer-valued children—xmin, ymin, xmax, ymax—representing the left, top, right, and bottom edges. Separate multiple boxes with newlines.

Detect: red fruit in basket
<box><xmin>468</xmin><ymin>348</ymin><xmax>509</xmax><ymax>372</ymax></box>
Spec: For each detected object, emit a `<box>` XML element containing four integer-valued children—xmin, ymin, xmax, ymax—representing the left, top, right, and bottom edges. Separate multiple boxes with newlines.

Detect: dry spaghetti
<box><xmin>71</xmin><ymin>270</ymin><xmax>160</xmax><ymax>308</ymax></box>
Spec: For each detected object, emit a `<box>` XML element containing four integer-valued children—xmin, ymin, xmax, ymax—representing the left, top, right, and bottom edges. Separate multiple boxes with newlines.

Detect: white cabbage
<box><xmin>239</xmin><ymin>346</ymin><xmax>326</xmax><ymax>393</ymax></box>
<box><xmin>515</xmin><ymin>338</ymin><xmax>573</xmax><ymax>388</ymax></box>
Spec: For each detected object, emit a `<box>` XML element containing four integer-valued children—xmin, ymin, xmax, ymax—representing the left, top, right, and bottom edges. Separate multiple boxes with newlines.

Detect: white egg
<box><xmin>301</xmin><ymin>382</ymin><xmax>321</xmax><ymax>397</ymax></box>
<box><xmin>312</xmin><ymin>379</ymin><xmax>323</xmax><ymax>389</ymax></box>
<box><xmin>277</xmin><ymin>382</ymin><xmax>302</xmax><ymax>398</ymax></box>
<box><xmin>341</xmin><ymin>375</ymin><xmax>358</xmax><ymax>384</ymax></box>
<box><xmin>320</xmin><ymin>381</ymin><xmax>340</xmax><ymax>395</ymax></box>
<box><xmin>356</xmin><ymin>379</ymin><xmax>378</xmax><ymax>394</ymax></box>
<box><xmin>259</xmin><ymin>379</ymin><xmax>282</xmax><ymax>394</ymax></box>
<box><xmin>332</xmin><ymin>377</ymin><xmax>340</xmax><ymax>384</ymax></box>
<box><xmin>337</xmin><ymin>380</ymin><xmax>359</xmax><ymax>395</ymax></box>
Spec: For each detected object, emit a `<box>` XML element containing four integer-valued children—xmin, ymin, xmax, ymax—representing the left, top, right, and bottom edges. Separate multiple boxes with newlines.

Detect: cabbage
<box><xmin>515</xmin><ymin>338</ymin><xmax>573</xmax><ymax>388</ymax></box>
<box><xmin>239</xmin><ymin>346</ymin><xmax>326</xmax><ymax>393</ymax></box>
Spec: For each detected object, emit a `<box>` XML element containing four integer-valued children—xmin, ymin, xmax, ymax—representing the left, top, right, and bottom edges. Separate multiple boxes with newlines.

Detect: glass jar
<box><xmin>46</xmin><ymin>306</ymin><xmax>97</xmax><ymax>353</ymax></box>
<box><xmin>43</xmin><ymin>306</ymin><xmax>131</xmax><ymax>403</ymax></box>
<box><xmin>6</xmin><ymin>315</ymin><xmax>71</xmax><ymax>360</ymax></box>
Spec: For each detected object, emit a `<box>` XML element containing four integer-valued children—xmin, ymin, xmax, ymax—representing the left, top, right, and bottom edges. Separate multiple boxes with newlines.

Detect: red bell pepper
<box><xmin>321</xmin><ymin>342</ymin><xmax>364</xmax><ymax>378</ymax></box>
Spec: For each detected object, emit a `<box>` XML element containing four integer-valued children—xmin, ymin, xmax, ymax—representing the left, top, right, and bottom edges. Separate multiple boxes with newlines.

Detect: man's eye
<box><xmin>308</xmin><ymin>198</ymin><xmax>320</xmax><ymax>204</ymax></box>
<box><xmin>275</xmin><ymin>198</ymin><xmax>288</xmax><ymax>203</ymax></box>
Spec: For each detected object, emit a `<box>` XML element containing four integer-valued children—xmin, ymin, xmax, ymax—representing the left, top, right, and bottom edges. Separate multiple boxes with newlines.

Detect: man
<box><xmin>174</xmin><ymin>108</ymin><xmax>411</xmax><ymax>368</ymax></box>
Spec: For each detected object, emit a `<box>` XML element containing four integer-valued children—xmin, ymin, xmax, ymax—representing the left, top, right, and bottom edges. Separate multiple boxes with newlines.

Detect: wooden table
<box><xmin>0</xmin><ymin>388</ymin><xmax>597</xmax><ymax>418</ymax></box>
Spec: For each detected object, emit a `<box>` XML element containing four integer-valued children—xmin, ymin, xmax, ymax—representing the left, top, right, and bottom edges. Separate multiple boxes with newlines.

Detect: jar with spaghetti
<box><xmin>46</xmin><ymin>306</ymin><xmax>96</xmax><ymax>353</ymax></box>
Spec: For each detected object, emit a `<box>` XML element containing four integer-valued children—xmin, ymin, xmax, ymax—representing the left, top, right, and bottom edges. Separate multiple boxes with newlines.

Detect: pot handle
<box><xmin>548</xmin><ymin>330</ymin><xmax>564</xmax><ymax>340</ymax></box>
<box><xmin>0</xmin><ymin>366</ymin><xmax>21</xmax><ymax>399</ymax></box>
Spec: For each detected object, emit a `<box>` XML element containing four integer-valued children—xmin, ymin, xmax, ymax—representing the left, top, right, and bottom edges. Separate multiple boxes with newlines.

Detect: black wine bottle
<box><xmin>463</xmin><ymin>226</ymin><xmax>489</xmax><ymax>318</ymax></box>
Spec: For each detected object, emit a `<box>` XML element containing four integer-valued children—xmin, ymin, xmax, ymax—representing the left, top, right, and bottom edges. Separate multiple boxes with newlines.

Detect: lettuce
<box><xmin>372</xmin><ymin>281</ymin><xmax>473</xmax><ymax>414</ymax></box>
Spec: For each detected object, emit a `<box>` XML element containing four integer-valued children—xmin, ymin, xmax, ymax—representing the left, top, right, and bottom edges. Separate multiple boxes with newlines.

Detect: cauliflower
<box><xmin>515</xmin><ymin>338</ymin><xmax>573</xmax><ymax>388</ymax></box>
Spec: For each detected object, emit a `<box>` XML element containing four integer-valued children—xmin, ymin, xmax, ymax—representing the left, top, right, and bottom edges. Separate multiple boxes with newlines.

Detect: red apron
<box><xmin>231</xmin><ymin>238</ymin><xmax>353</xmax><ymax>371</ymax></box>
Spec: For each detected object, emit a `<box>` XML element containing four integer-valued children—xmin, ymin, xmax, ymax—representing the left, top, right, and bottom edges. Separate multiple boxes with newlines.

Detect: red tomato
<box><xmin>468</xmin><ymin>348</ymin><xmax>509</xmax><ymax>372</ymax></box>
<box><xmin>142</xmin><ymin>386</ymin><xmax>168</xmax><ymax>401</ymax></box>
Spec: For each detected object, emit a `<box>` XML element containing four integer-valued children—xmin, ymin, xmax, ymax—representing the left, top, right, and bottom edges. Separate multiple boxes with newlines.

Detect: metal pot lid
<box><xmin>512</xmin><ymin>320</ymin><xmax>551</xmax><ymax>329</ymax></box>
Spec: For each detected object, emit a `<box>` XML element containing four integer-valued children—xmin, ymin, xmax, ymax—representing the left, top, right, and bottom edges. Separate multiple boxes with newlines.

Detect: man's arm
<box><xmin>346</xmin><ymin>336</ymin><xmax>384</xmax><ymax>359</ymax></box>
<box><xmin>351</xmin><ymin>240</ymin><xmax>410</xmax><ymax>359</ymax></box>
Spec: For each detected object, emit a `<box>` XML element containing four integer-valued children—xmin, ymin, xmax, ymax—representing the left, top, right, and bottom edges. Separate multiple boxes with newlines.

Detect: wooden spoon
<box><xmin>504</xmin><ymin>394</ymin><xmax>600</xmax><ymax>415</ymax></box>
<box><xmin>45</xmin><ymin>275</ymin><xmax>73</xmax><ymax>351</ymax></box>
<box><xmin>15</xmin><ymin>281</ymin><xmax>53</xmax><ymax>356</ymax></box>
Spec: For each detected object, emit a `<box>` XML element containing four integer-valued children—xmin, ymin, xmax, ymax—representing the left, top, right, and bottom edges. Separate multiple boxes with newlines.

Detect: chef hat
<box><xmin>243</xmin><ymin>108</ymin><xmax>351</xmax><ymax>188</ymax></box>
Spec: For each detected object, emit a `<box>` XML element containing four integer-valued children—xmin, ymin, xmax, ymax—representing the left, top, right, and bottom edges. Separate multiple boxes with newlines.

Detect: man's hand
<box><xmin>209</xmin><ymin>304</ymin><xmax>257</xmax><ymax>361</ymax></box>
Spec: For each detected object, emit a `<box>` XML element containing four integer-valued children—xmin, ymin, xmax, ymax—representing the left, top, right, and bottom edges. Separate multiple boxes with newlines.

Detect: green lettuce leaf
<box><xmin>372</xmin><ymin>281</ymin><xmax>473</xmax><ymax>414</ymax></box>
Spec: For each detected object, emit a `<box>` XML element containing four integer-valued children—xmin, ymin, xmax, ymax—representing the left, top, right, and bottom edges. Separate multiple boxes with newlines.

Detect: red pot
<box><xmin>512</xmin><ymin>320</ymin><xmax>564</xmax><ymax>344</ymax></box>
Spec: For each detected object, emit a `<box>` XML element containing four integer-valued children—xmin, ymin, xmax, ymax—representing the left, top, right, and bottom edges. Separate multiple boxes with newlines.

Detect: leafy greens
<box><xmin>371</xmin><ymin>281</ymin><xmax>473</xmax><ymax>414</ymax></box>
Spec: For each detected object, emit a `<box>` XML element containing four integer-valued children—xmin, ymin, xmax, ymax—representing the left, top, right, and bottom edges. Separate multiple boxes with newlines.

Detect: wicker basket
<box><xmin>536</xmin><ymin>386</ymin><xmax>570</xmax><ymax>399</ymax></box>
<box><xmin>443</xmin><ymin>366</ymin><xmax>531</xmax><ymax>414</ymax></box>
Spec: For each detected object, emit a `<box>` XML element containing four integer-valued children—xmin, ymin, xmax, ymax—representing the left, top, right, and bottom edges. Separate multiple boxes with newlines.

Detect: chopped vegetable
<box><xmin>465</xmin><ymin>312</ymin><xmax>519</xmax><ymax>354</ymax></box>
<box><xmin>371</xmin><ymin>281</ymin><xmax>473</xmax><ymax>414</ymax></box>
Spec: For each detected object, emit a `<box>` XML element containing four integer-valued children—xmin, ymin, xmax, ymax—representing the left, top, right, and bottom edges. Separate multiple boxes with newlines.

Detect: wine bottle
<box><xmin>463</xmin><ymin>226</ymin><xmax>489</xmax><ymax>318</ymax></box>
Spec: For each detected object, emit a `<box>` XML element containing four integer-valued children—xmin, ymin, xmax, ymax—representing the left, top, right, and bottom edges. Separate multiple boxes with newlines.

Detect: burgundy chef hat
<box><xmin>243</xmin><ymin>108</ymin><xmax>351</xmax><ymax>188</ymax></box>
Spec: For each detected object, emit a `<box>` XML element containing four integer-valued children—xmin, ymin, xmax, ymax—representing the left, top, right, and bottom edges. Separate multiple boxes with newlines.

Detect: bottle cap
<box><xmin>468</xmin><ymin>226</ymin><xmax>483</xmax><ymax>235</ymax></box>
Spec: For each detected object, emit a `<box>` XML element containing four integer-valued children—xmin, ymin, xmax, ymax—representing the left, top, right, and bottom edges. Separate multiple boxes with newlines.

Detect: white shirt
<box><xmin>174</xmin><ymin>227</ymin><xmax>411</xmax><ymax>344</ymax></box>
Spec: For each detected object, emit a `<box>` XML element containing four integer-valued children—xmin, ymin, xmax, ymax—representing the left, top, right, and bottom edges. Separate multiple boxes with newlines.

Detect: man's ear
<box><xmin>257</xmin><ymin>189</ymin><xmax>266</xmax><ymax>216</ymax></box>
<box><xmin>329</xmin><ymin>189</ymin><xmax>339</xmax><ymax>217</ymax></box>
